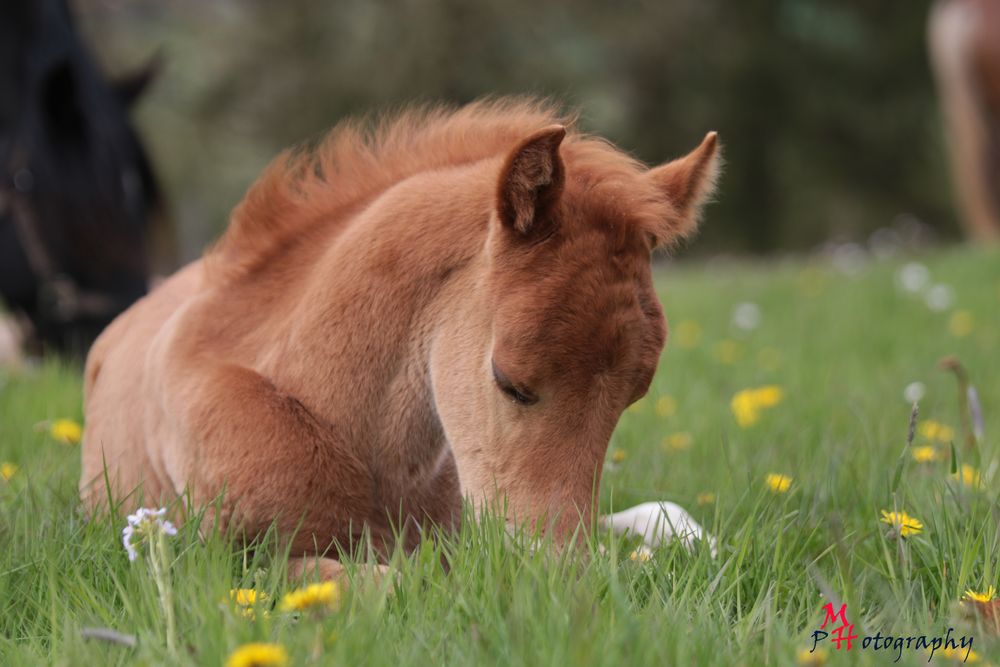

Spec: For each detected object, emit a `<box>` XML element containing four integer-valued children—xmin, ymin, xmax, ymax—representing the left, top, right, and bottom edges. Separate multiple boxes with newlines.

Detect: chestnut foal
<box><xmin>81</xmin><ymin>100</ymin><xmax>719</xmax><ymax>579</ymax></box>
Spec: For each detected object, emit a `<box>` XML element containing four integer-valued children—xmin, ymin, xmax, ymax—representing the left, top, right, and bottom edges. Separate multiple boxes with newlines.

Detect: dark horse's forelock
<box><xmin>0</xmin><ymin>0</ymin><xmax>164</xmax><ymax>354</ymax></box>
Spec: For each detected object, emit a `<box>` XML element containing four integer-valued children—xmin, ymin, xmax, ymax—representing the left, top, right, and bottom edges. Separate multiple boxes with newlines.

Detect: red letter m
<box><xmin>819</xmin><ymin>603</ymin><xmax>857</xmax><ymax>650</ymax></box>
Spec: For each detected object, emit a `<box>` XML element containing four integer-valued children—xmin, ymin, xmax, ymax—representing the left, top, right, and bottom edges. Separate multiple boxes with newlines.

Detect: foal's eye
<box><xmin>491</xmin><ymin>360</ymin><xmax>537</xmax><ymax>406</ymax></box>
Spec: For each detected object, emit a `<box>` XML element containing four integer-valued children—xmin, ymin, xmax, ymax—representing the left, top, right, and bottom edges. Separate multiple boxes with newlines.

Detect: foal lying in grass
<box><xmin>80</xmin><ymin>99</ymin><xmax>719</xmax><ymax>579</ymax></box>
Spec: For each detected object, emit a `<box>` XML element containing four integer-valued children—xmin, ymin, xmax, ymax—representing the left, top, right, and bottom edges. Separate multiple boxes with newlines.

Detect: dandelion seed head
<box><xmin>896</xmin><ymin>262</ymin><xmax>929</xmax><ymax>293</ymax></box>
<box><xmin>732</xmin><ymin>302</ymin><xmax>761</xmax><ymax>331</ymax></box>
<box><xmin>903</xmin><ymin>381</ymin><xmax>925</xmax><ymax>404</ymax></box>
<box><xmin>830</xmin><ymin>242</ymin><xmax>867</xmax><ymax>276</ymax></box>
<box><xmin>925</xmin><ymin>284</ymin><xmax>954</xmax><ymax>312</ymax></box>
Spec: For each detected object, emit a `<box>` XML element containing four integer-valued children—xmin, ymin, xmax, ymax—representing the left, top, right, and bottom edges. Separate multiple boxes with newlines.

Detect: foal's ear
<box><xmin>496</xmin><ymin>125</ymin><xmax>566</xmax><ymax>236</ymax></box>
<box><xmin>645</xmin><ymin>132</ymin><xmax>721</xmax><ymax>246</ymax></box>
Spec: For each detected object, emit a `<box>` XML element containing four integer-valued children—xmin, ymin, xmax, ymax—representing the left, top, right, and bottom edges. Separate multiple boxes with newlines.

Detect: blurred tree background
<box><xmin>76</xmin><ymin>0</ymin><xmax>953</xmax><ymax>262</ymax></box>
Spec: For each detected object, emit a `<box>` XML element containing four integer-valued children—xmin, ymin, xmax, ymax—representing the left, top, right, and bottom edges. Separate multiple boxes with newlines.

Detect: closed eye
<box><xmin>492</xmin><ymin>360</ymin><xmax>538</xmax><ymax>406</ymax></box>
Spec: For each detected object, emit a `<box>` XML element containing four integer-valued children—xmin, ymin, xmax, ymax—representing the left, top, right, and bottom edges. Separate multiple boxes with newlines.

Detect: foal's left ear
<box><xmin>645</xmin><ymin>132</ymin><xmax>721</xmax><ymax>247</ymax></box>
<box><xmin>496</xmin><ymin>125</ymin><xmax>567</xmax><ymax>236</ymax></box>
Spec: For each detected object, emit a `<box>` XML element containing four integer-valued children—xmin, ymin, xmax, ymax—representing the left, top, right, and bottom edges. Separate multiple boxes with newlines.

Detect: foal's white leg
<box><xmin>599</xmin><ymin>501</ymin><xmax>716</xmax><ymax>556</ymax></box>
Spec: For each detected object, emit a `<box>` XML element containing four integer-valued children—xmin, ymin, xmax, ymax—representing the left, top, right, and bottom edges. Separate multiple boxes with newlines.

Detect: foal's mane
<box><xmin>208</xmin><ymin>97</ymin><xmax>672</xmax><ymax>279</ymax></box>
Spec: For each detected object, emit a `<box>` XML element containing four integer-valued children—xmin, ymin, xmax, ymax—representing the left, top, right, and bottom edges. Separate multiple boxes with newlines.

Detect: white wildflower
<box><xmin>122</xmin><ymin>507</ymin><xmax>177</xmax><ymax>562</ymax></box>
<box><xmin>732</xmin><ymin>302</ymin><xmax>761</xmax><ymax>331</ymax></box>
<box><xmin>830</xmin><ymin>243</ymin><xmax>867</xmax><ymax>276</ymax></box>
<box><xmin>968</xmin><ymin>385</ymin><xmax>984</xmax><ymax>442</ymax></box>
<box><xmin>924</xmin><ymin>284</ymin><xmax>954</xmax><ymax>312</ymax></box>
<box><xmin>896</xmin><ymin>262</ymin><xmax>929</xmax><ymax>293</ymax></box>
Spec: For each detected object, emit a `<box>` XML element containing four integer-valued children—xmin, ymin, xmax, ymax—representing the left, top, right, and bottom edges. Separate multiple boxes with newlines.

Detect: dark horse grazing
<box><xmin>0</xmin><ymin>0</ymin><xmax>164</xmax><ymax>354</ymax></box>
<box><xmin>929</xmin><ymin>0</ymin><xmax>1000</xmax><ymax>241</ymax></box>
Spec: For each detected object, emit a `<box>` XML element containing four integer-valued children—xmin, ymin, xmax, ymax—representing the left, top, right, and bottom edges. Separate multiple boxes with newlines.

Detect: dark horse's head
<box><xmin>0</xmin><ymin>0</ymin><xmax>164</xmax><ymax>354</ymax></box>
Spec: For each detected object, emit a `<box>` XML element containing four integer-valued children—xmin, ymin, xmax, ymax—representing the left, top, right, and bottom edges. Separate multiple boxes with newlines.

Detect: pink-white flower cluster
<box><xmin>122</xmin><ymin>507</ymin><xmax>177</xmax><ymax>561</ymax></box>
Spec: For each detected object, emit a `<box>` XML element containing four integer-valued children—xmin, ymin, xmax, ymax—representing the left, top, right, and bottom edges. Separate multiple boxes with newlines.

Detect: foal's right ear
<box><xmin>496</xmin><ymin>125</ymin><xmax>566</xmax><ymax>237</ymax></box>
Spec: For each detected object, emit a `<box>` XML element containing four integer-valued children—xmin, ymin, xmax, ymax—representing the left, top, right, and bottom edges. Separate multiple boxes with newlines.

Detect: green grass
<box><xmin>2</xmin><ymin>246</ymin><xmax>999</xmax><ymax>666</ymax></box>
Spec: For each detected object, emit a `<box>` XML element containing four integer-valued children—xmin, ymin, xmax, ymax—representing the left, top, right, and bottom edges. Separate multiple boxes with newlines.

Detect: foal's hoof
<box><xmin>288</xmin><ymin>557</ymin><xmax>395</xmax><ymax>588</ymax></box>
<box><xmin>600</xmin><ymin>501</ymin><xmax>717</xmax><ymax>557</ymax></box>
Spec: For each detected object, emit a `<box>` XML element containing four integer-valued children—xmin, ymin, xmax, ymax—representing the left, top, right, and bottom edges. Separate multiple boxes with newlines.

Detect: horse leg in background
<box><xmin>599</xmin><ymin>501</ymin><xmax>716</xmax><ymax>556</ymax></box>
<box><xmin>928</xmin><ymin>0</ymin><xmax>1000</xmax><ymax>241</ymax></box>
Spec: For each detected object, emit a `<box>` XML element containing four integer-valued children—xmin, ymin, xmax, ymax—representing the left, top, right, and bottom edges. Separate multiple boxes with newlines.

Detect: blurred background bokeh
<box><xmin>76</xmin><ymin>0</ymin><xmax>953</xmax><ymax>261</ymax></box>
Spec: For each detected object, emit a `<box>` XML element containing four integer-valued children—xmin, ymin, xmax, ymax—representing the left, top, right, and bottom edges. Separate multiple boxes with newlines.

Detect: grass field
<box><xmin>1</xmin><ymin>246</ymin><xmax>999</xmax><ymax>666</ymax></box>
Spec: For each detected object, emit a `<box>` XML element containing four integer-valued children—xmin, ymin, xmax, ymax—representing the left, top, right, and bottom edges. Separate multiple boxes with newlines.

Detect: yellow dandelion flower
<box><xmin>753</xmin><ymin>386</ymin><xmax>783</xmax><ymax>407</ymax></box>
<box><xmin>230</xmin><ymin>588</ymin><xmax>266</xmax><ymax>606</ymax></box>
<box><xmin>910</xmin><ymin>446</ymin><xmax>939</xmax><ymax>463</ymax></box>
<box><xmin>952</xmin><ymin>464</ymin><xmax>981</xmax><ymax>488</ymax></box>
<box><xmin>610</xmin><ymin>448</ymin><xmax>627</xmax><ymax>463</ymax></box>
<box><xmin>629</xmin><ymin>546</ymin><xmax>653</xmax><ymax>562</ymax></box>
<box><xmin>655</xmin><ymin>395</ymin><xmax>677</xmax><ymax>418</ymax></box>
<box><xmin>674</xmin><ymin>320</ymin><xmax>702</xmax><ymax>349</ymax></box>
<box><xmin>279</xmin><ymin>581</ymin><xmax>339</xmax><ymax>613</ymax></box>
<box><xmin>757</xmin><ymin>347</ymin><xmax>781</xmax><ymax>371</ymax></box>
<box><xmin>797</xmin><ymin>268</ymin><xmax>825</xmax><ymax>298</ymax></box>
<box><xmin>225</xmin><ymin>642</ymin><xmax>288</xmax><ymax>667</ymax></box>
<box><xmin>929</xmin><ymin>647</ymin><xmax>980</xmax><ymax>663</ymax></box>
<box><xmin>626</xmin><ymin>397</ymin><xmax>647</xmax><ymax>414</ymax></box>
<box><xmin>1</xmin><ymin>462</ymin><xmax>18</xmax><ymax>481</ymax></box>
<box><xmin>765</xmin><ymin>473</ymin><xmax>792</xmax><ymax>493</ymax></box>
<box><xmin>49</xmin><ymin>419</ymin><xmax>83</xmax><ymax>445</ymax></box>
<box><xmin>962</xmin><ymin>586</ymin><xmax>996</xmax><ymax>603</ymax></box>
<box><xmin>948</xmin><ymin>310</ymin><xmax>974</xmax><ymax>338</ymax></box>
<box><xmin>661</xmin><ymin>432</ymin><xmax>692</xmax><ymax>452</ymax></box>
<box><xmin>712</xmin><ymin>340</ymin><xmax>741</xmax><ymax>365</ymax></box>
<box><xmin>731</xmin><ymin>396</ymin><xmax>759</xmax><ymax>427</ymax></box>
<box><xmin>731</xmin><ymin>386</ymin><xmax>784</xmax><ymax>428</ymax></box>
<box><xmin>229</xmin><ymin>589</ymin><xmax>269</xmax><ymax>619</ymax></box>
<box><xmin>918</xmin><ymin>420</ymin><xmax>954</xmax><ymax>443</ymax></box>
<box><xmin>797</xmin><ymin>647</ymin><xmax>828</xmax><ymax>666</ymax></box>
<box><xmin>696</xmin><ymin>492</ymin><xmax>716</xmax><ymax>506</ymax></box>
<box><xmin>880</xmin><ymin>510</ymin><xmax>924</xmax><ymax>538</ymax></box>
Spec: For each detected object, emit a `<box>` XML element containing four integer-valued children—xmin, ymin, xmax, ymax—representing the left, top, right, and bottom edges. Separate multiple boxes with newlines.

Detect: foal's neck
<box><xmin>266</xmin><ymin>164</ymin><xmax>494</xmax><ymax>428</ymax></box>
